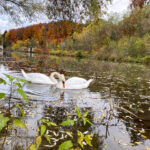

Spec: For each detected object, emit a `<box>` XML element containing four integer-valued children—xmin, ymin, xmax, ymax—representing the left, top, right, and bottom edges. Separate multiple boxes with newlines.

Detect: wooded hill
<box><xmin>6</xmin><ymin>20</ymin><xmax>84</xmax><ymax>48</ymax></box>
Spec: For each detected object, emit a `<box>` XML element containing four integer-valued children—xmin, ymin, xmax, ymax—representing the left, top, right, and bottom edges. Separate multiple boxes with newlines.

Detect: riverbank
<box><xmin>4</xmin><ymin>49</ymin><xmax>150</xmax><ymax>65</ymax></box>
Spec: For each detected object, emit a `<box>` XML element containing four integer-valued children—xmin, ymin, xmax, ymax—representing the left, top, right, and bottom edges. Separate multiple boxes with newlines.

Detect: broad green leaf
<box><xmin>16</xmin><ymin>88</ymin><xmax>28</xmax><ymax>103</ymax></box>
<box><xmin>58</xmin><ymin>140</ymin><xmax>73</xmax><ymax>150</ymax></box>
<box><xmin>82</xmin><ymin>117</ymin><xmax>87</xmax><ymax>125</ymax></box>
<box><xmin>13</xmin><ymin>119</ymin><xmax>27</xmax><ymax>130</ymax></box>
<box><xmin>60</xmin><ymin>119</ymin><xmax>74</xmax><ymax>126</ymax></box>
<box><xmin>0</xmin><ymin>114</ymin><xmax>9</xmax><ymax>131</ymax></box>
<box><xmin>41</xmin><ymin>119</ymin><xmax>47</xmax><ymax>123</ymax></box>
<box><xmin>41</xmin><ymin>119</ymin><xmax>57</xmax><ymax>126</ymax></box>
<box><xmin>78</xmin><ymin>131</ymin><xmax>84</xmax><ymax>148</ymax></box>
<box><xmin>40</xmin><ymin>124</ymin><xmax>46</xmax><ymax>136</ymax></box>
<box><xmin>84</xmin><ymin>134</ymin><xmax>93</xmax><ymax>146</ymax></box>
<box><xmin>83</xmin><ymin>112</ymin><xmax>88</xmax><ymax>118</ymax></box>
<box><xmin>75</xmin><ymin>105</ymin><xmax>81</xmax><ymax>118</ymax></box>
<box><xmin>17</xmin><ymin>78</ymin><xmax>30</xmax><ymax>84</ymax></box>
<box><xmin>3</xmin><ymin>74</ymin><xmax>15</xmax><ymax>82</ymax></box>
<box><xmin>82</xmin><ymin>118</ymin><xmax>92</xmax><ymax>126</ymax></box>
<box><xmin>16</xmin><ymin>82</ymin><xmax>22</xmax><ymax>88</ymax></box>
<box><xmin>0</xmin><ymin>93</ymin><xmax>5</xmax><ymax>99</ymax></box>
<box><xmin>16</xmin><ymin>104</ymin><xmax>25</xmax><ymax>119</ymax></box>
<box><xmin>29</xmin><ymin>144</ymin><xmax>36</xmax><ymax>150</ymax></box>
<box><xmin>44</xmin><ymin>134</ymin><xmax>51</xmax><ymax>144</ymax></box>
<box><xmin>47</xmin><ymin>121</ymin><xmax>57</xmax><ymax>126</ymax></box>
<box><xmin>86</xmin><ymin>119</ymin><xmax>92</xmax><ymax>125</ymax></box>
<box><xmin>36</xmin><ymin>136</ymin><xmax>42</xmax><ymax>148</ymax></box>
<box><xmin>0</xmin><ymin>78</ymin><xmax>6</xmax><ymax>85</ymax></box>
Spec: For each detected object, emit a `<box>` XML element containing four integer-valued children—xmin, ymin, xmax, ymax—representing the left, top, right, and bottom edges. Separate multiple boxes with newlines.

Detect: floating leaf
<box><xmin>94</xmin><ymin>117</ymin><xmax>98</xmax><ymax>121</ymax></box>
<box><xmin>75</xmin><ymin>105</ymin><xmax>81</xmax><ymax>118</ymax></box>
<box><xmin>139</xmin><ymin>129</ymin><xmax>145</xmax><ymax>133</ymax></box>
<box><xmin>40</xmin><ymin>124</ymin><xmax>46</xmax><ymax>136</ymax></box>
<box><xmin>0</xmin><ymin>93</ymin><xmax>5</xmax><ymax>99</ymax></box>
<box><xmin>16</xmin><ymin>104</ymin><xmax>25</xmax><ymax>119</ymax></box>
<box><xmin>129</xmin><ymin>143</ymin><xmax>135</xmax><ymax>146</ymax></box>
<box><xmin>13</xmin><ymin>119</ymin><xmax>27</xmax><ymax>130</ymax></box>
<box><xmin>146</xmin><ymin>146</ymin><xmax>150</xmax><ymax>150</ymax></box>
<box><xmin>58</xmin><ymin>140</ymin><xmax>73</xmax><ymax>150</ymax></box>
<box><xmin>16</xmin><ymin>88</ymin><xmax>28</xmax><ymax>103</ymax></box>
<box><xmin>44</xmin><ymin>134</ymin><xmax>51</xmax><ymax>144</ymax></box>
<box><xmin>0</xmin><ymin>114</ymin><xmax>9</xmax><ymax>131</ymax></box>
<box><xmin>141</xmin><ymin>135</ymin><xmax>147</xmax><ymax>139</ymax></box>
<box><xmin>135</xmin><ymin>141</ymin><xmax>142</xmax><ymax>145</ymax></box>
<box><xmin>60</xmin><ymin>119</ymin><xmax>74</xmax><ymax>126</ymax></box>
<box><xmin>30</xmin><ymin>144</ymin><xmax>36</xmax><ymax>150</ymax></box>
<box><xmin>36</xmin><ymin>136</ymin><xmax>42</xmax><ymax>148</ymax></box>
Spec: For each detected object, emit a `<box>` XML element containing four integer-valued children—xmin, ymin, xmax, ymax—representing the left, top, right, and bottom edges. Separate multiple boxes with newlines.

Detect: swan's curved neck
<box><xmin>50</xmin><ymin>72</ymin><xmax>62</xmax><ymax>84</ymax></box>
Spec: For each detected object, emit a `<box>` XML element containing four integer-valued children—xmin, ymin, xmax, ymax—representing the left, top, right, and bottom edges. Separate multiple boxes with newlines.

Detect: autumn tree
<box><xmin>130</xmin><ymin>0</ymin><xmax>150</xmax><ymax>9</ymax></box>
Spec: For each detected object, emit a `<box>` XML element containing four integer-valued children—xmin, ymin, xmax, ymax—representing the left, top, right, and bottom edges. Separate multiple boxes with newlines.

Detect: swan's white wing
<box><xmin>25</xmin><ymin>73</ymin><xmax>55</xmax><ymax>84</ymax></box>
<box><xmin>66</xmin><ymin>77</ymin><xmax>87</xmax><ymax>85</ymax></box>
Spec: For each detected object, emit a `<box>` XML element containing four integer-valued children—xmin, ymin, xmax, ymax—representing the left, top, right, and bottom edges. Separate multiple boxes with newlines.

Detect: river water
<box><xmin>0</xmin><ymin>52</ymin><xmax>150</xmax><ymax>150</ymax></box>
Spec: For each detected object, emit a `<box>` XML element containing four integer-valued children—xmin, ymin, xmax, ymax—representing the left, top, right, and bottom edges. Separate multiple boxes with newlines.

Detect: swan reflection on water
<box><xmin>22</xmin><ymin>83</ymin><xmax>102</xmax><ymax>109</ymax></box>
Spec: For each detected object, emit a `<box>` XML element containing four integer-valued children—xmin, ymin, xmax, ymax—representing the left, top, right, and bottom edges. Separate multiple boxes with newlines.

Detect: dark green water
<box><xmin>0</xmin><ymin>52</ymin><xmax>150</xmax><ymax>150</ymax></box>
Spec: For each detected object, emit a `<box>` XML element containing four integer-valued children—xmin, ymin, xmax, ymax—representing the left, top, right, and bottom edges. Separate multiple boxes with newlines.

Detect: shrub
<box><xmin>76</xmin><ymin>51</ymin><xmax>83</xmax><ymax>58</ymax></box>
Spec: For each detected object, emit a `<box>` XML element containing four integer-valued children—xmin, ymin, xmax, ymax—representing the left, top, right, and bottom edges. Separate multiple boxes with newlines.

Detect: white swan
<box><xmin>21</xmin><ymin>69</ymin><xmax>65</xmax><ymax>85</ymax></box>
<box><xmin>56</xmin><ymin>77</ymin><xmax>93</xmax><ymax>89</ymax></box>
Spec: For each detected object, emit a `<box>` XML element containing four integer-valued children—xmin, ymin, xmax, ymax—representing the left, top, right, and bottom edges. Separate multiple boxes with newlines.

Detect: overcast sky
<box><xmin>0</xmin><ymin>0</ymin><xmax>130</xmax><ymax>33</ymax></box>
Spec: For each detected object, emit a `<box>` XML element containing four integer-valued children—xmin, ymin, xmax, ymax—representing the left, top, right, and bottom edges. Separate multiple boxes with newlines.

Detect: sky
<box><xmin>0</xmin><ymin>0</ymin><xmax>130</xmax><ymax>33</ymax></box>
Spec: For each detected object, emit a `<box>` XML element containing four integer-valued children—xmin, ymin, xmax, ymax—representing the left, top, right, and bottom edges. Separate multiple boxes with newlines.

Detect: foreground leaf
<box><xmin>17</xmin><ymin>78</ymin><xmax>30</xmax><ymax>84</ymax></box>
<box><xmin>0</xmin><ymin>78</ymin><xmax>6</xmax><ymax>85</ymax></box>
<box><xmin>36</xmin><ymin>136</ymin><xmax>42</xmax><ymax>148</ymax></box>
<box><xmin>84</xmin><ymin>134</ymin><xmax>93</xmax><ymax>146</ymax></box>
<box><xmin>44</xmin><ymin>134</ymin><xmax>51</xmax><ymax>144</ymax></box>
<box><xmin>29</xmin><ymin>144</ymin><xmax>36</xmax><ymax>150</ymax></box>
<box><xmin>16</xmin><ymin>88</ymin><xmax>28</xmax><ymax>103</ymax></box>
<box><xmin>58</xmin><ymin>140</ymin><xmax>73</xmax><ymax>150</ymax></box>
<box><xmin>3</xmin><ymin>74</ymin><xmax>15</xmax><ymax>82</ymax></box>
<box><xmin>13</xmin><ymin>119</ymin><xmax>27</xmax><ymax>130</ymax></box>
<box><xmin>60</xmin><ymin>119</ymin><xmax>74</xmax><ymax>126</ymax></box>
<box><xmin>47</xmin><ymin>121</ymin><xmax>57</xmax><ymax>126</ymax></box>
<box><xmin>0</xmin><ymin>93</ymin><xmax>5</xmax><ymax>99</ymax></box>
<box><xmin>16</xmin><ymin>82</ymin><xmax>22</xmax><ymax>88</ymax></box>
<box><xmin>75</xmin><ymin>105</ymin><xmax>81</xmax><ymax>118</ymax></box>
<box><xmin>16</xmin><ymin>104</ymin><xmax>25</xmax><ymax>119</ymax></box>
<box><xmin>0</xmin><ymin>114</ymin><xmax>9</xmax><ymax>131</ymax></box>
<box><xmin>78</xmin><ymin>131</ymin><xmax>84</xmax><ymax>148</ymax></box>
<box><xmin>40</xmin><ymin>124</ymin><xmax>46</xmax><ymax>136</ymax></box>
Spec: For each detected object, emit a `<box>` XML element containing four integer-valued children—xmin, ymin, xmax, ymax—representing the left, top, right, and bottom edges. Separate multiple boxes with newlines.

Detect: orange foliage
<box><xmin>130</xmin><ymin>0</ymin><xmax>148</xmax><ymax>9</ymax></box>
<box><xmin>6</xmin><ymin>21</ymin><xmax>83</xmax><ymax>46</ymax></box>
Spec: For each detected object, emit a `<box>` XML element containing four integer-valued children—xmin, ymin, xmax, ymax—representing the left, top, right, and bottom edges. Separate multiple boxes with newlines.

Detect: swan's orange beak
<box><xmin>62</xmin><ymin>81</ymin><xmax>65</xmax><ymax>88</ymax></box>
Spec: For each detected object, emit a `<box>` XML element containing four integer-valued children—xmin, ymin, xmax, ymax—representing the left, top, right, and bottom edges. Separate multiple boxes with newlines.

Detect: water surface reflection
<box><xmin>0</xmin><ymin>52</ymin><xmax>150</xmax><ymax>150</ymax></box>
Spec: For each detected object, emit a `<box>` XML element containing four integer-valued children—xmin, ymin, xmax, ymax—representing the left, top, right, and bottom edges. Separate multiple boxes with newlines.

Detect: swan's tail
<box><xmin>87</xmin><ymin>79</ymin><xmax>94</xmax><ymax>86</ymax></box>
<box><xmin>21</xmin><ymin>69</ymin><xmax>27</xmax><ymax>79</ymax></box>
